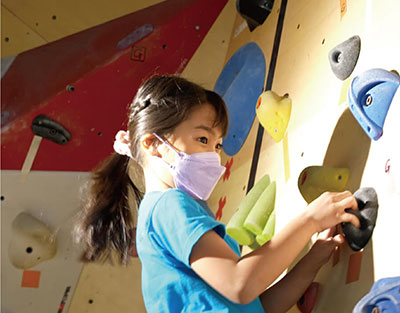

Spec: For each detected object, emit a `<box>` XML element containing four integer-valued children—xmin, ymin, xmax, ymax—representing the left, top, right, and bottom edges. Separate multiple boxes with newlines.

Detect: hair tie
<box><xmin>113</xmin><ymin>130</ymin><xmax>133</xmax><ymax>158</ymax></box>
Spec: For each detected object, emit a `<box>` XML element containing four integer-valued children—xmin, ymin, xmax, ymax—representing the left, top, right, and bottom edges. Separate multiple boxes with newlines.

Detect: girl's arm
<box><xmin>190</xmin><ymin>191</ymin><xmax>359</xmax><ymax>305</ymax></box>
<box><xmin>259</xmin><ymin>228</ymin><xmax>344</xmax><ymax>313</ymax></box>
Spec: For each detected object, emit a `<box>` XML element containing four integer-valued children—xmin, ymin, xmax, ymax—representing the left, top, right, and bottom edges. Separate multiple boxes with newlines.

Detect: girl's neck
<box><xmin>143</xmin><ymin>166</ymin><xmax>172</xmax><ymax>193</ymax></box>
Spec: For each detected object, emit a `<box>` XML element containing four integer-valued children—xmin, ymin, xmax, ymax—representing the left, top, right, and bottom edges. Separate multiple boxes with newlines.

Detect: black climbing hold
<box><xmin>329</xmin><ymin>35</ymin><xmax>361</xmax><ymax>80</ymax></box>
<box><xmin>341</xmin><ymin>187</ymin><xmax>378</xmax><ymax>251</ymax></box>
<box><xmin>32</xmin><ymin>115</ymin><xmax>71</xmax><ymax>145</ymax></box>
<box><xmin>236</xmin><ymin>0</ymin><xmax>275</xmax><ymax>32</ymax></box>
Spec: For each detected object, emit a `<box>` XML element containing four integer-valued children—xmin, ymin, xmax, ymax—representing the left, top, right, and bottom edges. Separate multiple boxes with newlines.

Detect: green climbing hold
<box><xmin>256</xmin><ymin>210</ymin><xmax>276</xmax><ymax>246</ymax></box>
<box><xmin>243</xmin><ymin>181</ymin><xmax>276</xmax><ymax>236</ymax></box>
<box><xmin>226</xmin><ymin>174</ymin><xmax>271</xmax><ymax>245</ymax></box>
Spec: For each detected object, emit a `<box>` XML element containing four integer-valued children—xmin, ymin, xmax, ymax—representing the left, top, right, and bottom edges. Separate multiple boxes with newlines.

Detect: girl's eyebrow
<box><xmin>194</xmin><ymin>125</ymin><xmax>223</xmax><ymax>139</ymax></box>
<box><xmin>194</xmin><ymin>125</ymin><xmax>215</xmax><ymax>136</ymax></box>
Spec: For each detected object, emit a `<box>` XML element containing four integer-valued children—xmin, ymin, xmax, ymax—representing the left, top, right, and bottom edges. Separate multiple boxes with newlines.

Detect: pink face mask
<box><xmin>153</xmin><ymin>133</ymin><xmax>226</xmax><ymax>200</ymax></box>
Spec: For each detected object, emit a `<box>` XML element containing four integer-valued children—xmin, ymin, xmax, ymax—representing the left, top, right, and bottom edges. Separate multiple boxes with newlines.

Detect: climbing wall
<box><xmin>3</xmin><ymin>0</ymin><xmax>400</xmax><ymax>312</ymax></box>
<box><xmin>208</xmin><ymin>0</ymin><xmax>400</xmax><ymax>312</ymax></box>
<box><xmin>1</xmin><ymin>1</ymin><xmax>236</xmax><ymax>312</ymax></box>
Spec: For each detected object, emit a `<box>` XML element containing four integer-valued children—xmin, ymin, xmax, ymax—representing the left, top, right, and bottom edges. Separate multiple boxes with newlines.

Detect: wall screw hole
<box><xmin>66</xmin><ymin>85</ymin><xmax>75</xmax><ymax>92</ymax></box>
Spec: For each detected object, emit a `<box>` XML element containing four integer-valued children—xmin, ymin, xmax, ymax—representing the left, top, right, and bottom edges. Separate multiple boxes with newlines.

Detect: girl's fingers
<box><xmin>337</xmin><ymin>194</ymin><xmax>359</xmax><ymax>211</ymax></box>
<box><xmin>332</xmin><ymin>190</ymin><xmax>353</xmax><ymax>202</ymax></box>
<box><xmin>341</xmin><ymin>211</ymin><xmax>360</xmax><ymax>228</ymax></box>
<box><xmin>334</xmin><ymin>194</ymin><xmax>360</xmax><ymax>227</ymax></box>
<box><xmin>318</xmin><ymin>227</ymin><xmax>335</xmax><ymax>239</ymax></box>
<box><xmin>332</xmin><ymin>233</ymin><xmax>345</xmax><ymax>245</ymax></box>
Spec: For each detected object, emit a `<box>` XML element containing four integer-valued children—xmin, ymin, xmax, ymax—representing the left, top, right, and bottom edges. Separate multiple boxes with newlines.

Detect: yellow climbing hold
<box><xmin>298</xmin><ymin>166</ymin><xmax>350</xmax><ymax>203</ymax></box>
<box><xmin>256</xmin><ymin>90</ymin><xmax>292</xmax><ymax>142</ymax></box>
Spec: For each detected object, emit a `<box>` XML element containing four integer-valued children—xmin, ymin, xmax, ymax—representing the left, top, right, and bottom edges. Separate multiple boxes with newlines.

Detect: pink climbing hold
<box><xmin>297</xmin><ymin>282</ymin><xmax>320</xmax><ymax>313</ymax></box>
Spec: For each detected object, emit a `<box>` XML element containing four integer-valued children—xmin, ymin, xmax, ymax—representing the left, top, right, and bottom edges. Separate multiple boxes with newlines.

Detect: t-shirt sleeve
<box><xmin>150</xmin><ymin>189</ymin><xmax>225</xmax><ymax>266</ymax></box>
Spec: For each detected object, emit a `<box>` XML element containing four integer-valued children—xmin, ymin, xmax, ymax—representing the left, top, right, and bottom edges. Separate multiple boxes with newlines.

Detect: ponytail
<box><xmin>75</xmin><ymin>152</ymin><xmax>143</xmax><ymax>265</ymax></box>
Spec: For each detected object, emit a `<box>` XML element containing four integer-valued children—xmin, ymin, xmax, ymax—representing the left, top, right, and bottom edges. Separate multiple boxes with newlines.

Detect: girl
<box><xmin>76</xmin><ymin>75</ymin><xmax>360</xmax><ymax>313</ymax></box>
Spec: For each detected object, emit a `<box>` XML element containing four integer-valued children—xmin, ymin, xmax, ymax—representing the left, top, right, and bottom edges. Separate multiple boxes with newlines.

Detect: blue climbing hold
<box><xmin>348</xmin><ymin>68</ymin><xmax>400</xmax><ymax>141</ymax></box>
<box><xmin>353</xmin><ymin>277</ymin><xmax>400</xmax><ymax>313</ymax></box>
<box><xmin>214</xmin><ymin>42</ymin><xmax>266</xmax><ymax>156</ymax></box>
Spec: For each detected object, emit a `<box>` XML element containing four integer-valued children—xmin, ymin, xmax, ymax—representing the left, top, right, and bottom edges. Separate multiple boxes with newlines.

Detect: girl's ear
<box><xmin>140</xmin><ymin>134</ymin><xmax>161</xmax><ymax>157</ymax></box>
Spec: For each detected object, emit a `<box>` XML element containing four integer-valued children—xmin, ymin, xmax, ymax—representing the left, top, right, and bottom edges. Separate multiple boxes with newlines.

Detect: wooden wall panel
<box><xmin>207</xmin><ymin>3</ymin><xmax>280</xmax><ymax>226</ymax></box>
<box><xmin>67</xmin><ymin>2</ymin><xmax>237</xmax><ymax>313</ymax></box>
<box><xmin>1</xmin><ymin>0</ymin><xmax>164</xmax><ymax>57</ymax></box>
<box><xmin>209</xmin><ymin>0</ymin><xmax>400</xmax><ymax>312</ymax></box>
<box><xmin>1</xmin><ymin>5</ymin><xmax>46</xmax><ymax>57</ymax></box>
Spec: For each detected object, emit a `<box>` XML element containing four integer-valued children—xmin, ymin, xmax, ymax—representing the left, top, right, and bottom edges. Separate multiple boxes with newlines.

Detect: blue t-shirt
<box><xmin>136</xmin><ymin>189</ymin><xmax>265</xmax><ymax>313</ymax></box>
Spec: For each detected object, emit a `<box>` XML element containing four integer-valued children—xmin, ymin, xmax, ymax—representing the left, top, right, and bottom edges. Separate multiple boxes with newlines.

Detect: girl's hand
<box><xmin>303</xmin><ymin>227</ymin><xmax>344</xmax><ymax>271</ymax></box>
<box><xmin>306</xmin><ymin>191</ymin><xmax>360</xmax><ymax>233</ymax></box>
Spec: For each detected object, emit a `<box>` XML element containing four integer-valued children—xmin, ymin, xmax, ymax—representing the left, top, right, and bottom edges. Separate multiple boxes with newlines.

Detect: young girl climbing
<box><xmin>76</xmin><ymin>75</ymin><xmax>360</xmax><ymax>313</ymax></box>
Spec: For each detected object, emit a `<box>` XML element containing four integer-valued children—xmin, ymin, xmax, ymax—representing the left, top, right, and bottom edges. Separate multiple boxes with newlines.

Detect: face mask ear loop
<box><xmin>152</xmin><ymin>133</ymin><xmax>184</xmax><ymax>157</ymax></box>
<box><xmin>152</xmin><ymin>133</ymin><xmax>183</xmax><ymax>169</ymax></box>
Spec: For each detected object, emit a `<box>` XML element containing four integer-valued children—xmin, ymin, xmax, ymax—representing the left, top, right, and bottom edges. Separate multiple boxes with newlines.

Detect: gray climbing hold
<box><xmin>329</xmin><ymin>35</ymin><xmax>361</xmax><ymax>80</ymax></box>
<box><xmin>1</xmin><ymin>55</ymin><xmax>16</xmax><ymax>79</ymax></box>
<box><xmin>341</xmin><ymin>187</ymin><xmax>378</xmax><ymax>251</ymax></box>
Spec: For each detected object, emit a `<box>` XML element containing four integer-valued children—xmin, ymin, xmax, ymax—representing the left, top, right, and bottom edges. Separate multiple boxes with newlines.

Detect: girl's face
<box><xmin>163</xmin><ymin>103</ymin><xmax>224</xmax><ymax>156</ymax></box>
<box><xmin>142</xmin><ymin>103</ymin><xmax>224</xmax><ymax>191</ymax></box>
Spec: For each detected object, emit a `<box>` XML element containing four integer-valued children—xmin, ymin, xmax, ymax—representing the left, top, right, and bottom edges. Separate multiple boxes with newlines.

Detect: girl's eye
<box><xmin>198</xmin><ymin>137</ymin><xmax>208</xmax><ymax>144</ymax></box>
<box><xmin>216</xmin><ymin>143</ymin><xmax>223</xmax><ymax>150</ymax></box>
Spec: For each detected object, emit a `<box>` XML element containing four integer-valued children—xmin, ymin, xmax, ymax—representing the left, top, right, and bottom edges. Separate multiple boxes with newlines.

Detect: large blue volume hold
<box><xmin>214</xmin><ymin>42</ymin><xmax>266</xmax><ymax>156</ymax></box>
<box><xmin>353</xmin><ymin>277</ymin><xmax>400</xmax><ymax>313</ymax></box>
<box><xmin>348</xmin><ymin>68</ymin><xmax>400</xmax><ymax>141</ymax></box>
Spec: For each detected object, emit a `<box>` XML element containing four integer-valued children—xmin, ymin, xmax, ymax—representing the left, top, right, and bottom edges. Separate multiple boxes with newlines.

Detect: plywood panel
<box><xmin>208</xmin><ymin>1</ymin><xmax>280</xmax><ymax>226</ymax></box>
<box><xmin>1</xmin><ymin>5</ymin><xmax>46</xmax><ymax>57</ymax></box>
<box><xmin>181</xmin><ymin>0</ymin><xmax>236</xmax><ymax>89</ymax></box>
<box><xmin>210</xmin><ymin>0</ymin><xmax>400</xmax><ymax>312</ymax></box>
<box><xmin>1</xmin><ymin>0</ymin><xmax>164</xmax><ymax>56</ymax></box>
<box><xmin>67</xmin><ymin>2</ymin><xmax>236</xmax><ymax>313</ymax></box>
<box><xmin>67</xmin><ymin>259</ymin><xmax>145</xmax><ymax>313</ymax></box>
<box><xmin>270</xmin><ymin>0</ymin><xmax>400</xmax><ymax>311</ymax></box>
<box><xmin>1</xmin><ymin>171</ymin><xmax>88</xmax><ymax>313</ymax></box>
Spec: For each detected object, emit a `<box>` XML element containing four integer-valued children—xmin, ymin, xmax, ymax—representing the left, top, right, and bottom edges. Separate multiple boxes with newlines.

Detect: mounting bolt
<box><xmin>366</xmin><ymin>95</ymin><xmax>373</xmax><ymax>106</ymax></box>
